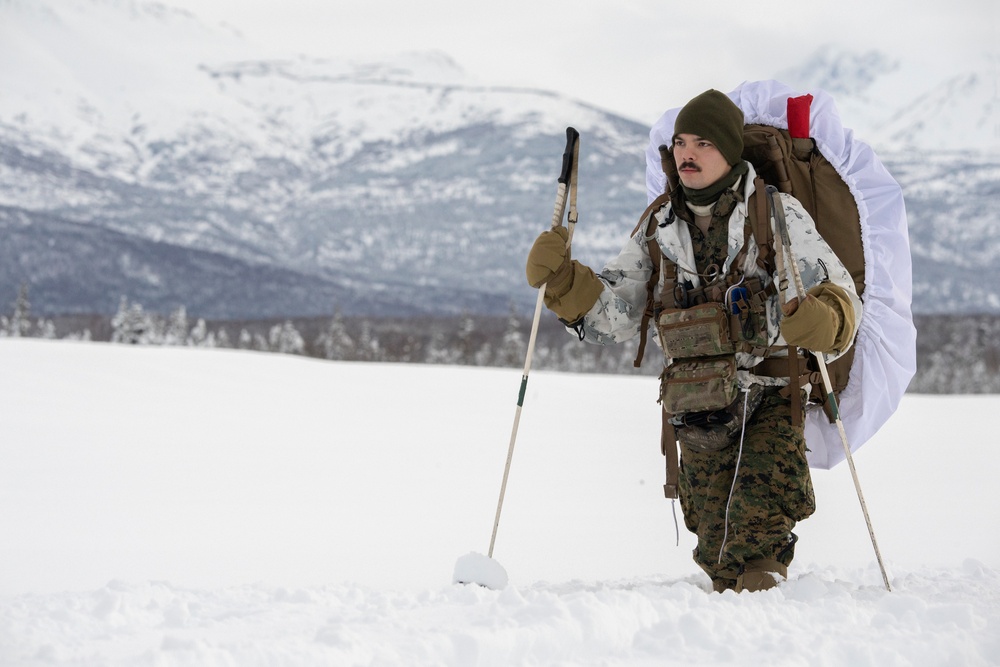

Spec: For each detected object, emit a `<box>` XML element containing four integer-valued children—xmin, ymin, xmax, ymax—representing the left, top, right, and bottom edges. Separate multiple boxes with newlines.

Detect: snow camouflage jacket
<box><xmin>577</xmin><ymin>161</ymin><xmax>862</xmax><ymax>391</ymax></box>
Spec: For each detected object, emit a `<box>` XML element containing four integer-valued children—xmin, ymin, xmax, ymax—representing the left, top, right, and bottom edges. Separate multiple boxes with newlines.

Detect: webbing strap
<box><xmin>567</xmin><ymin>139</ymin><xmax>580</xmax><ymax>227</ymax></box>
<box><xmin>749</xmin><ymin>177</ymin><xmax>774</xmax><ymax>274</ymax></box>
<box><xmin>628</xmin><ymin>193</ymin><xmax>672</xmax><ymax>241</ymax></box>
<box><xmin>752</xmin><ymin>353</ymin><xmax>814</xmax><ymax>428</ymax></box>
<box><xmin>631</xmin><ymin>193</ymin><xmax>671</xmax><ymax>368</ymax></box>
<box><xmin>787</xmin><ymin>345</ymin><xmax>802</xmax><ymax>426</ymax></box>
<box><xmin>753</xmin><ymin>354</ymin><xmax>808</xmax><ymax>378</ymax></box>
<box><xmin>661</xmin><ymin>409</ymin><xmax>678</xmax><ymax>499</ymax></box>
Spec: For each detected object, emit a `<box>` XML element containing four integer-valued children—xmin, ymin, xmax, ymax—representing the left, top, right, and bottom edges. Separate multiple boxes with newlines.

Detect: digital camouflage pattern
<box><xmin>678</xmin><ymin>388</ymin><xmax>814</xmax><ymax>590</ymax></box>
<box><xmin>568</xmin><ymin>163</ymin><xmax>855</xmax><ymax>587</ymax></box>
<box><xmin>687</xmin><ymin>202</ymin><xmax>729</xmax><ymax>276</ymax></box>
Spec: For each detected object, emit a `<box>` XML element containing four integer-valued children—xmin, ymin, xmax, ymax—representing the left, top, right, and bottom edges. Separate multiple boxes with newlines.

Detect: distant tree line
<box><xmin>907</xmin><ymin>314</ymin><xmax>1000</xmax><ymax>393</ymax></box>
<box><xmin>1</xmin><ymin>285</ymin><xmax>995</xmax><ymax>393</ymax></box>
<box><xmin>0</xmin><ymin>284</ymin><xmax>648</xmax><ymax>374</ymax></box>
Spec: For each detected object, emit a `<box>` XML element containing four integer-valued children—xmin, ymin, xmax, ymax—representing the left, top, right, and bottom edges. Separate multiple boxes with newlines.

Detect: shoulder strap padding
<box><xmin>631</xmin><ymin>193</ymin><xmax>670</xmax><ymax>368</ymax></box>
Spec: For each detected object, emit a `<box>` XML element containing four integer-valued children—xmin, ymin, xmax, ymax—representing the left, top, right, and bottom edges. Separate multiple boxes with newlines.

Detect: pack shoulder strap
<box><xmin>631</xmin><ymin>193</ymin><xmax>670</xmax><ymax>368</ymax></box>
<box><xmin>746</xmin><ymin>176</ymin><xmax>774</xmax><ymax>275</ymax></box>
<box><xmin>630</xmin><ymin>195</ymin><xmax>679</xmax><ymax>500</ymax></box>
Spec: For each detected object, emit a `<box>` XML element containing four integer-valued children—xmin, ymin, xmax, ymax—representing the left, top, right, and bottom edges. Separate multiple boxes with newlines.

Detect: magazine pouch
<box><xmin>660</xmin><ymin>355</ymin><xmax>738</xmax><ymax>415</ymax></box>
<box><xmin>657</xmin><ymin>302</ymin><xmax>735</xmax><ymax>359</ymax></box>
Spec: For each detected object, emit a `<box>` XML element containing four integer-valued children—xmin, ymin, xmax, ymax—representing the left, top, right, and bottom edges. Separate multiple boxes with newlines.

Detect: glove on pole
<box><xmin>488</xmin><ymin>127</ymin><xmax>580</xmax><ymax>559</ymax></box>
<box><xmin>772</xmin><ymin>189</ymin><xmax>892</xmax><ymax>592</ymax></box>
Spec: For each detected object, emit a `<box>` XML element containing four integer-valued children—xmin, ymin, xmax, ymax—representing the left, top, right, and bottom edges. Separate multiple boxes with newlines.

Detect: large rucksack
<box><xmin>641</xmin><ymin>80</ymin><xmax>915</xmax><ymax>471</ymax></box>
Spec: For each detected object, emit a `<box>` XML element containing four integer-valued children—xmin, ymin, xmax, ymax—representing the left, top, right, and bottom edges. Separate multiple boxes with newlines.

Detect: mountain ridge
<box><xmin>1</xmin><ymin>0</ymin><xmax>997</xmax><ymax>318</ymax></box>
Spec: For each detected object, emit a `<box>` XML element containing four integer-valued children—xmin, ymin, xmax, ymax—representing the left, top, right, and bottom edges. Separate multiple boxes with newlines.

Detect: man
<box><xmin>525</xmin><ymin>89</ymin><xmax>861</xmax><ymax>593</ymax></box>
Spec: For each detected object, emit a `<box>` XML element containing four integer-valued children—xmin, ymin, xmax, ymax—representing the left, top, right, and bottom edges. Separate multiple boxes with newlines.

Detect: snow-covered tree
<box><xmin>3</xmin><ymin>283</ymin><xmax>33</xmax><ymax>338</ymax></box>
<box><xmin>252</xmin><ymin>332</ymin><xmax>269</xmax><ymax>351</ymax></box>
<box><xmin>456</xmin><ymin>314</ymin><xmax>476</xmax><ymax>365</ymax></box>
<box><xmin>111</xmin><ymin>297</ymin><xmax>156</xmax><ymax>345</ymax></box>
<box><xmin>188</xmin><ymin>318</ymin><xmax>217</xmax><ymax>347</ymax></box>
<box><xmin>64</xmin><ymin>329</ymin><xmax>93</xmax><ymax>342</ymax></box>
<box><xmin>36</xmin><ymin>318</ymin><xmax>57</xmax><ymax>339</ymax></box>
<box><xmin>355</xmin><ymin>321</ymin><xmax>381</xmax><ymax>362</ymax></box>
<box><xmin>316</xmin><ymin>310</ymin><xmax>354</xmax><ymax>360</ymax></box>
<box><xmin>164</xmin><ymin>306</ymin><xmax>189</xmax><ymax>346</ymax></box>
<box><xmin>423</xmin><ymin>330</ymin><xmax>458</xmax><ymax>364</ymax></box>
<box><xmin>474</xmin><ymin>341</ymin><xmax>494</xmax><ymax>367</ymax></box>
<box><xmin>237</xmin><ymin>329</ymin><xmax>253</xmax><ymax>349</ymax></box>
<box><xmin>269</xmin><ymin>320</ymin><xmax>304</xmax><ymax>355</ymax></box>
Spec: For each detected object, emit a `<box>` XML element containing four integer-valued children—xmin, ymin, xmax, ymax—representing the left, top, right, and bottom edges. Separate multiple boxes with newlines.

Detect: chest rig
<box><xmin>632</xmin><ymin>174</ymin><xmax>779</xmax><ymax>366</ymax></box>
<box><xmin>631</xmin><ymin>165</ymin><xmax>814</xmax><ymax>499</ymax></box>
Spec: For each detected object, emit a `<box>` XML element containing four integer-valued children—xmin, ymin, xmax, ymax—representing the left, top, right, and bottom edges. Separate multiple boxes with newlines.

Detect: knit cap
<box><xmin>672</xmin><ymin>89</ymin><xmax>746</xmax><ymax>166</ymax></box>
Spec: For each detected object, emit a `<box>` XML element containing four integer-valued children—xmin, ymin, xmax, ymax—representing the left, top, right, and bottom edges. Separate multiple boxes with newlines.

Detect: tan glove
<box><xmin>780</xmin><ymin>283</ymin><xmax>856</xmax><ymax>354</ymax></box>
<box><xmin>525</xmin><ymin>227</ymin><xmax>604</xmax><ymax>322</ymax></box>
<box><xmin>526</xmin><ymin>227</ymin><xmax>570</xmax><ymax>288</ymax></box>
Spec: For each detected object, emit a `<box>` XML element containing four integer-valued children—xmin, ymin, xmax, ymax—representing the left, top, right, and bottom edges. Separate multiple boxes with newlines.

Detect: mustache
<box><xmin>679</xmin><ymin>161</ymin><xmax>701</xmax><ymax>171</ymax></box>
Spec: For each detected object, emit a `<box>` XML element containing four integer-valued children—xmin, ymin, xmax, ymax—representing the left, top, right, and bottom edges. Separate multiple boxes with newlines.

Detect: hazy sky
<box><xmin>162</xmin><ymin>0</ymin><xmax>996</xmax><ymax>125</ymax></box>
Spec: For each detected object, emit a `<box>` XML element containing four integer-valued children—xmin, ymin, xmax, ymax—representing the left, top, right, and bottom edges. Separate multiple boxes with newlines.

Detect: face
<box><xmin>672</xmin><ymin>133</ymin><xmax>732</xmax><ymax>190</ymax></box>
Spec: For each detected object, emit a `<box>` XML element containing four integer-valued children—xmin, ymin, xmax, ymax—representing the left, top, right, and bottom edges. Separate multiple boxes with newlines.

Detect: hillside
<box><xmin>1</xmin><ymin>0</ymin><xmax>998</xmax><ymax>318</ymax></box>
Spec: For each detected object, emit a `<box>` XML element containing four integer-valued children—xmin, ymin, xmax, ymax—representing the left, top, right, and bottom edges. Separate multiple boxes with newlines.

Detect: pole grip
<box><xmin>558</xmin><ymin>127</ymin><xmax>580</xmax><ymax>185</ymax></box>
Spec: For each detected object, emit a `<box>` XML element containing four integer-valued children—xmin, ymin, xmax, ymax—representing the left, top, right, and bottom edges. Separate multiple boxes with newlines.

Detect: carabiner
<box><xmin>674</xmin><ymin>282</ymin><xmax>690</xmax><ymax>308</ymax></box>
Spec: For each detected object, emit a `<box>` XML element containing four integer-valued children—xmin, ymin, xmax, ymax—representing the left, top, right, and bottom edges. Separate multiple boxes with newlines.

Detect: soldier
<box><xmin>525</xmin><ymin>89</ymin><xmax>861</xmax><ymax>592</ymax></box>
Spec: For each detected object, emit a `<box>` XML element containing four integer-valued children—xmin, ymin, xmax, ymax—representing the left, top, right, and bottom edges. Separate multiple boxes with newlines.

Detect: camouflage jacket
<box><xmin>577</xmin><ymin>162</ymin><xmax>862</xmax><ymax>388</ymax></box>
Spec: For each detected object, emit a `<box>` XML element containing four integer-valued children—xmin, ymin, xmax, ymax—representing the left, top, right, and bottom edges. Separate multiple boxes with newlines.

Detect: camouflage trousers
<box><xmin>677</xmin><ymin>388</ymin><xmax>815</xmax><ymax>590</ymax></box>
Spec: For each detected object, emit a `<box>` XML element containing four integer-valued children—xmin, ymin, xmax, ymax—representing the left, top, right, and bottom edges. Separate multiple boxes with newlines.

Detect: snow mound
<box><xmin>3</xmin><ymin>566</ymin><xmax>999</xmax><ymax>665</ymax></box>
<box><xmin>452</xmin><ymin>551</ymin><xmax>509</xmax><ymax>590</ymax></box>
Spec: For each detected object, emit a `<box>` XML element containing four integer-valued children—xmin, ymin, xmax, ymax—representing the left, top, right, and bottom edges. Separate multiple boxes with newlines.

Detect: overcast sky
<box><xmin>162</xmin><ymin>0</ymin><xmax>996</xmax><ymax>125</ymax></box>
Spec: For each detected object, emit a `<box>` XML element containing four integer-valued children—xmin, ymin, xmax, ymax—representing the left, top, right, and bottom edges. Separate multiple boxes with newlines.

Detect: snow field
<box><xmin>1</xmin><ymin>339</ymin><xmax>998</xmax><ymax>665</ymax></box>
<box><xmin>4</xmin><ymin>566</ymin><xmax>996</xmax><ymax>665</ymax></box>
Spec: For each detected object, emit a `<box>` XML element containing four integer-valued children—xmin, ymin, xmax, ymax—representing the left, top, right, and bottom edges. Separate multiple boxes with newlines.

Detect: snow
<box><xmin>1</xmin><ymin>338</ymin><xmax>998</xmax><ymax>665</ymax></box>
<box><xmin>452</xmin><ymin>552</ymin><xmax>509</xmax><ymax>590</ymax></box>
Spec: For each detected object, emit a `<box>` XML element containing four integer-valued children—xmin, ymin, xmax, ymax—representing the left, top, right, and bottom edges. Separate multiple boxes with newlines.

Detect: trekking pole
<box><xmin>488</xmin><ymin>127</ymin><xmax>580</xmax><ymax>559</ymax></box>
<box><xmin>772</xmin><ymin>191</ymin><xmax>892</xmax><ymax>592</ymax></box>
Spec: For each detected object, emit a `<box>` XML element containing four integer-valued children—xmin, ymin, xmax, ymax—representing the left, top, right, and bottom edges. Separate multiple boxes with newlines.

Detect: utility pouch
<box><xmin>670</xmin><ymin>384</ymin><xmax>765</xmax><ymax>452</ymax></box>
<box><xmin>657</xmin><ymin>302</ymin><xmax>735</xmax><ymax>359</ymax></box>
<box><xmin>727</xmin><ymin>279</ymin><xmax>771</xmax><ymax>354</ymax></box>
<box><xmin>660</xmin><ymin>355</ymin><xmax>738</xmax><ymax>415</ymax></box>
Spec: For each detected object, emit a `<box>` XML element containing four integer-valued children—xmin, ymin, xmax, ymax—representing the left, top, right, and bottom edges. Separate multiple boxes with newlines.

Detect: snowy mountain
<box><xmin>777</xmin><ymin>47</ymin><xmax>1000</xmax><ymax>153</ymax></box>
<box><xmin>1</xmin><ymin>0</ymin><xmax>998</xmax><ymax>318</ymax></box>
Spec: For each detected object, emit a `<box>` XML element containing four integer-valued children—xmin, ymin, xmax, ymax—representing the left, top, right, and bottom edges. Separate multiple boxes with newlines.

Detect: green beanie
<box><xmin>672</xmin><ymin>89</ymin><xmax>745</xmax><ymax>166</ymax></box>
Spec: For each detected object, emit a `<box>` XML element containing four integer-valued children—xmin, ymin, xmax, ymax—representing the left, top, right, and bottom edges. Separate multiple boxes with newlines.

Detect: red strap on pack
<box><xmin>787</xmin><ymin>94</ymin><xmax>813</xmax><ymax>139</ymax></box>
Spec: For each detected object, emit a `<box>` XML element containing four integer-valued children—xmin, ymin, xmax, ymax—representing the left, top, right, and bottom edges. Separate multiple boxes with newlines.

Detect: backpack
<box><xmin>640</xmin><ymin>80</ymin><xmax>915</xmax><ymax>472</ymax></box>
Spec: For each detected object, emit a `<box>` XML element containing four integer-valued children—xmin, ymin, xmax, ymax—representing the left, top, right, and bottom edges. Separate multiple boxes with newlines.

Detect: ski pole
<box><xmin>488</xmin><ymin>127</ymin><xmax>580</xmax><ymax>559</ymax></box>
<box><xmin>771</xmin><ymin>189</ymin><xmax>892</xmax><ymax>592</ymax></box>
